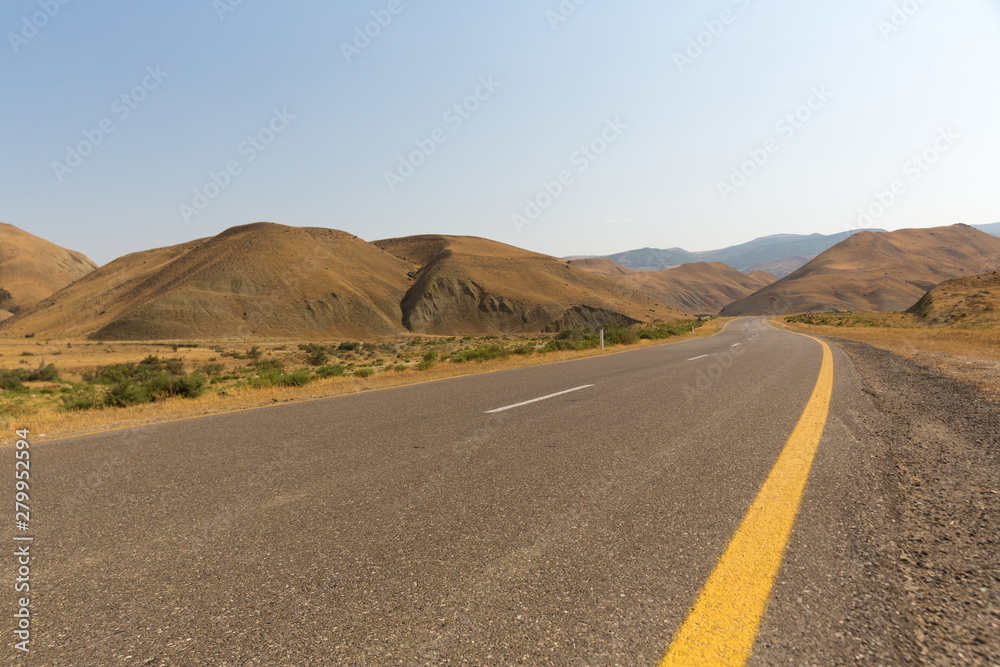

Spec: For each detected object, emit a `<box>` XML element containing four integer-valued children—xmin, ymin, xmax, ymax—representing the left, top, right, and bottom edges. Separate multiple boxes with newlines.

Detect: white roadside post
<box><xmin>600</xmin><ymin>329</ymin><xmax>605</xmax><ymax>349</ymax></box>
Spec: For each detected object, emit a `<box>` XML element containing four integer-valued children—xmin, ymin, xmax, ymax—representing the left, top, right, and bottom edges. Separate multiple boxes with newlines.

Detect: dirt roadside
<box><xmin>831</xmin><ymin>337</ymin><xmax>1000</xmax><ymax>664</ymax></box>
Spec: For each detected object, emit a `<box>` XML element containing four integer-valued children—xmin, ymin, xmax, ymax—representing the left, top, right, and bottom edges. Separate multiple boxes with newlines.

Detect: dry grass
<box><xmin>0</xmin><ymin>320</ymin><xmax>723</xmax><ymax>445</ymax></box>
<box><xmin>779</xmin><ymin>314</ymin><xmax>1000</xmax><ymax>399</ymax></box>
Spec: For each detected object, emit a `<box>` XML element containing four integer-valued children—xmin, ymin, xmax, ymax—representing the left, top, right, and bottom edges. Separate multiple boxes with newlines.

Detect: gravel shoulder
<box><xmin>826</xmin><ymin>337</ymin><xmax>1000</xmax><ymax>664</ymax></box>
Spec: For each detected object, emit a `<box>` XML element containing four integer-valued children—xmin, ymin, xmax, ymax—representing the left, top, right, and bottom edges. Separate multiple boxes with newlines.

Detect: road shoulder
<box><xmin>759</xmin><ymin>336</ymin><xmax>1000</xmax><ymax>665</ymax></box>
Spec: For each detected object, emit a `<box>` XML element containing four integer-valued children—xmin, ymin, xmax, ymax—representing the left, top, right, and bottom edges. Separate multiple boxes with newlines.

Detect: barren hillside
<box><xmin>3</xmin><ymin>225</ymin><xmax>692</xmax><ymax>340</ymax></box>
<box><xmin>569</xmin><ymin>258</ymin><xmax>777</xmax><ymax>315</ymax></box>
<box><xmin>374</xmin><ymin>235</ymin><xmax>688</xmax><ymax>334</ymax></box>
<box><xmin>0</xmin><ymin>222</ymin><xmax>97</xmax><ymax>314</ymax></box>
<box><xmin>908</xmin><ymin>270</ymin><xmax>1000</xmax><ymax>326</ymax></box>
<box><xmin>721</xmin><ymin>224</ymin><xmax>1000</xmax><ymax>315</ymax></box>
<box><xmin>2</xmin><ymin>223</ymin><xmax>416</xmax><ymax>339</ymax></box>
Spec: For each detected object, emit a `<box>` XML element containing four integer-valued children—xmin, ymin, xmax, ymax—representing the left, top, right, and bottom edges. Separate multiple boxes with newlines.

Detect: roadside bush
<box><xmin>0</xmin><ymin>371</ymin><xmax>26</xmax><ymax>393</ymax></box>
<box><xmin>416</xmin><ymin>359</ymin><xmax>435</xmax><ymax>371</ymax></box>
<box><xmin>199</xmin><ymin>363</ymin><xmax>226</xmax><ymax>377</ymax></box>
<box><xmin>638</xmin><ymin>320</ymin><xmax>703</xmax><ymax>340</ymax></box>
<box><xmin>169</xmin><ymin>375</ymin><xmax>206</xmax><ymax>398</ymax></box>
<box><xmin>337</xmin><ymin>341</ymin><xmax>360</xmax><ymax>352</ymax></box>
<box><xmin>252</xmin><ymin>358</ymin><xmax>285</xmax><ymax>372</ymax></box>
<box><xmin>306</xmin><ymin>348</ymin><xmax>329</xmax><ymax>366</ymax></box>
<box><xmin>91</xmin><ymin>357</ymin><xmax>184</xmax><ymax>384</ymax></box>
<box><xmin>247</xmin><ymin>369</ymin><xmax>315</xmax><ymax>389</ymax></box>
<box><xmin>282</xmin><ymin>370</ymin><xmax>313</xmax><ymax>387</ymax></box>
<box><xmin>315</xmin><ymin>365</ymin><xmax>346</xmax><ymax>379</ymax></box>
<box><xmin>544</xmin><ymin>328</ymin><xmax>600</xmax><ymax>352</ymax></box>
<box><xmin>450</xmin><ymin>344</ymin><xmax>510</xmax><ymax>363</ymax></box>
<box><xmin>605</xmin><ymin>326</ymin><xmax>638</xmax><ymax>346</ymax></box>
<box><xmin>61</xmin><ymin>387</ymin><xmax>101</xmax><ymax>411</ymax></box>
<box><xmin>0</xmin><ymin>362</ymin><xmax>61</xmax><ymax>391</ymax></box>
<box><xmin>354</xmin><ymin>368</ymin><xmax>374</xmax><ymax>378</ymax></box>
<box><xmin>246</xmin><ymin>370</ymin><xmax>281</xmax><ymax>389</ymax></box>
<box><xmin>104</xmin><ymin>380</ymin><xmax>152</xmax><ymax>408</ymax></box>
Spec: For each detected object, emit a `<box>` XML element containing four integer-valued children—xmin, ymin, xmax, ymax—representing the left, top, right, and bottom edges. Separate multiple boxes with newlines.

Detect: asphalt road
<box><xmin>2</xmin><ymin>318</ymin><xmax>900</xmax><ymax>665</ymax></box>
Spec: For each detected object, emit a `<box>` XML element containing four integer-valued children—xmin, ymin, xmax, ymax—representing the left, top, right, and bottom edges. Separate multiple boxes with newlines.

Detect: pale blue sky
<box><xmin>3</xmin><ymin>0</ymin><xmax>999</xmax><ymax>265</ymax></box>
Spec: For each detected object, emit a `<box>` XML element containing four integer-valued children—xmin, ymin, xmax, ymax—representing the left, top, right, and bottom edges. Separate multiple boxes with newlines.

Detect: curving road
<box><xmin>3</xmin><ymin>318</ymin><xmax>902</xmax><ymax>665</ymax></box>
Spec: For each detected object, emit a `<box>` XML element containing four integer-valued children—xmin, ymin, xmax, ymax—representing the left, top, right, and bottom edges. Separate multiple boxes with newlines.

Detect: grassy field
<box><xmin>780</xmin><ymin>312</ymin><xmax>1000</xmax><ymax>398</ymax></box>
<box><xmin>0</xmin><ymin>319</ymin><xmax>719</xmax><ymax>444</ymax></box>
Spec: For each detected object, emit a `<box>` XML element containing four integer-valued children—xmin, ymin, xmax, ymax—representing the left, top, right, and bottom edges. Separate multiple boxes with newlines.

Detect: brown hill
<box><xmin>720</xmin><ymin>224</ymin><xmax>1000</xmax><ymax>316</ymax></box>
<box><xmin>908</xmin><ymin>270</ymin><xmax>1000</xmax><ymax>326</ymax></box>
<box><xmin>569</xmin><ymin>258</ymin><xmax>777</xmax><ymax>315</ymax></box>
<box><xmin>3</xmin><ymin>225</ymin><xmax>691</xmax><ymax>340</ymax></box>
<box><xmin>2</xmin><ymin>223</ymin><xmax>416</xmax><ymax>340</ymax></box>
<box><xmin>0</xmin><ymin>222</ymin><xmax>97</xmax><ymax>314</ymax></box>
<box><xmin>373</xmin><ymin>235</ymin><xmax>688</xmax><ymax>334</ymax></box>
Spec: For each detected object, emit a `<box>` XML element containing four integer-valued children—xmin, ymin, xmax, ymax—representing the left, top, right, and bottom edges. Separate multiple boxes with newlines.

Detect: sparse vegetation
<box><xmin>0</xmin><ymin>320</ymin><xmax>720</xmax><ymax>437</ymax></box>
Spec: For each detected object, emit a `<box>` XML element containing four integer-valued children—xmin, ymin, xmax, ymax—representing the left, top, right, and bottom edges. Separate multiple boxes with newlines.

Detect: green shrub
<box><xmin>282</xmin><ymin>370</ymin><xmax>313</xmax><ymax>387</ymax></box>
<box><xmin>337</xmin><ymin>341</ymin><xmax>360</xmax><ymax>352</ymax></box>
<box><xmin>316</xmin><ymin>365</ymin><xmax>346</xmax><ymax>378</ymax></box>
<box><xmin>247</xmin><ymin>346</ymin><xmax>263</xmax><ymax>360</ymax></box>
<box><xmin>104</xmin><ymin>380</ymin><xmax>153</xmax><ymax>408</ymax></box>
<box><xmin>303</xmin><ymin>346</ymin><xmax>330</xmax><ymax>366</ymax></box>
<box><xmin>450</xmin><ymin>344</ymin><xmax>510</xmax><ymax>363</ymax></box>
<box><xmin>605</xmin><ymin>326</ymin><xmax>638</xmax><ymax>346</ymax></box>
<box><xmin>637</xmin><ymin>320</ymin><xmax>704</xmax><ymax>340</ymax></box>
<box><xmin>169</xmin><ymin>375</ymin><xmax>206</xmax><ymax>398</ymax></box>
<box><xmin>354</xmin><ymin>368</ymin><xmax>374</xmax><ymax>378</ymax></box>
<box><xmin>252</xmin><ymin>358</ymin><xmax>285</xmax><ymax>372</ymax></box>
<box><xmin>61</xmin><ymin>388</ymin><xmax>102</xmax><ymax>411</ymax></box>
<box><xmin>247</xmin><ymin>369</ymin><xmax>314</xmax><ymax>389</ymax></box>
<box><xmin>543</xmin><ymin>327</ymin><xmax>600</xmax><ymax>352</ymax></box>
<box><xmin>199</xmin><ymin>363</ymin><xmax>226</xmax><ymax>377</ymax></box>
<box><xmin>163</xmin><ymin>358</ymin><xmax>185</xmax><ymax>375</ymax></box>
<box><xmin>247</xmin><ymin>370</ymin><xmax>282</xmax><ymax>389</ymax></box>
<box><xmin>416</xmin><ymin>359</ymin><xmax>434</xmax><ymax>371</ymax></box>
<box><xmin>0</xmin><ymin>371</ymin><xmax>26</xmax><ymax>393</ymax></box>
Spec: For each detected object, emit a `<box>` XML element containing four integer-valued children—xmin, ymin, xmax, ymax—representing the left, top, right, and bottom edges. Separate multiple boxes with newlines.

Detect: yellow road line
<box><xmin>660</xmin><ymin>335</ymin><xmax>834</xmax><ymax>666</ymax></box>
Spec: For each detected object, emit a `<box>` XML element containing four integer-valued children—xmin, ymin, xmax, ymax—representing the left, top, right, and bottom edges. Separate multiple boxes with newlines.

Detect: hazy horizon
<box><xmin>4</xmin><ymin>1</ymin><xmax>999</xmax><ymax>265</ymax></box>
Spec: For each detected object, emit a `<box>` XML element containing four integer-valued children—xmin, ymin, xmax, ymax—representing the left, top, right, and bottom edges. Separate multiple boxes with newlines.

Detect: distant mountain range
<box><xmin>974</xmin><ymin>222</ymin><xmax>1000</xmax><ymax>238</ymax></box>
<box><xmin>574</xmin><ymin>229</ymin><xmax>886</xmax><ymax>277</ymax></box>
<box><xmin>578</xmin><ymin>224</ymin><xmax>999</xmax><ymax>278</ymax></box>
